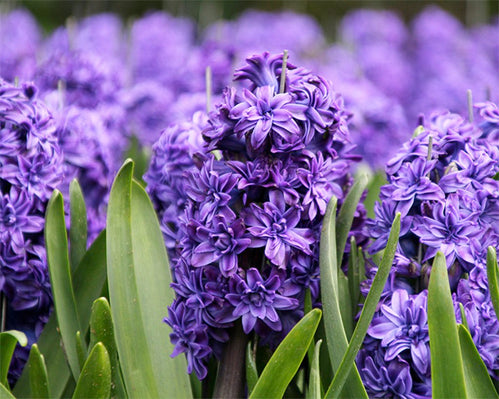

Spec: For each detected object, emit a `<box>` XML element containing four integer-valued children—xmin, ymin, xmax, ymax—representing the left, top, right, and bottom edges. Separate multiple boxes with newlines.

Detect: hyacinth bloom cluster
<box><xmin>359</xmin><ymin>104</ymin><xmax>499</xmax><ymax>396</ymax></box>
<box><xmin>0</xmin><ymin>80</ymin><xmax>64</xmax><ymax>382</ymax></box>
<box><xmin>146</xmin><ymin>52</ymin><xmax>366</xmax><ymax>379</ymax></box>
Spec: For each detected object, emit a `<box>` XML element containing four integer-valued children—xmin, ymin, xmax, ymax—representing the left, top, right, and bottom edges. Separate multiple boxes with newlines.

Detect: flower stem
<box><xmin>213</xmin><ymin>321</ymin><xmax>248</xmax><ymax>399</ymax></box>
<box><xmin>279</xmin><ymin>50</ymin><xmax>289</xmax><ymax>94</ymax></box>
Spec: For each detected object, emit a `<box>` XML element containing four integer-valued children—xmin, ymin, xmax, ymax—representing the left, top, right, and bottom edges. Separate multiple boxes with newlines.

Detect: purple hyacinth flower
<box><xmin>368</xmin><ymin>289</ymin><xmax>430</xmax><ymax>376</ymax></box>
<box><xmin>391</xmin><ymin>158</ymin><xmax>444</xmax><ymax>215</ymax></box>
<box><xmin>297</xmin><ymin>152</ymin><xmax>347</xmax><ymax>220</ymax></box>
<box><xmin>226</xmin><ymin>268</ymin><xmax>298</xmax><ymax>333</ymax></box>
<box><xmin>185</xmin><ymin>157</ymin><xmax>239</xmax><ymax>221</ymax></box>
<box><xmin>245</xmin><ymin>199</ymin><xmax>314</xmax><ymax>267</ymax></box>
<box><xmin>165</xmin><ymin>300</ymin><xmax>212</xmax><ymax>379</ymax></box>
<box><xmin>191</xmin><ymin>211</ymin><xmax>251</xmax><ymax>277</ymax></box>
<box><xmin>0</xmin><ymin>188</ymin><xmax>44</xmax><ymax>253</ymax></box>
<box><xmin>231</xmin><ymin>85</ymin><xmax>306</xmax><ymax>153</ymax></box>
<box><xmin>357</xmin><ymin>347</ymin><xmax>426</xmax><ymax>399</ymax></box>
<box><xmin>412</xmin><ymin>195</ymin><xmax>482</xmax><ymax>267</ymax></box>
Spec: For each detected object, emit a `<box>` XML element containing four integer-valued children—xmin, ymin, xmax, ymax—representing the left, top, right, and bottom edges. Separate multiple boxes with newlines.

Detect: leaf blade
<box><xmin>72</xmin><ymin>343</ymin><xmax>111</xmax><ymax>399</ymax></box>
<box><xmin>27</xmin><ymin>344</ymin><xmax>50</xmax><ymax>399</ymax></box>
<box><xmin>487</xmin><ymin>246</ymin><xmax>499</xmax><ymax>322</ymax></box>
<box><xmin>0</xmin><ymin>331</ymin><xmax>27</xmax><ymax>388</ymax></box>
<box><xmin>69</xmin><ymin>179</ymin><xmax>88</xmax><ymax>272</ymax></box>
<box><xmin>458</xmin><ymin>324</ymin><xmax>499</xmax><ymax>398</ymax></box>
<box><xmin>249</xmin><ymin>309</ymin><xmax>322</xmax><ymax>399</ymax></box>
<box><xmin>319</xmin><ymin>198</ymin><xmax>367</xmax><ymax>399</ymax></box>
<box><xmin>325</xmin><ymin>213</ymin><xmax>400</xmax><ymax>399</ymax></box>
<box><xmin>45</xmin><ymin>190</ymin><xmax>83</xmax><ymax>380</ymax></box>
<box><xmin>428</xmin><ymin>251</ymin><xmax>467</xmax><ymax>399</ymax></box>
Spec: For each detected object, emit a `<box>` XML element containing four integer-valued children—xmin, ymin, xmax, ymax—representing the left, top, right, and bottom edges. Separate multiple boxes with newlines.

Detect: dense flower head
<box><xmin>0</xmin><ymin>79</ymin><xmax>64</xmax><ymax>382</ymax></box>
<box><xmin>154</xmin><ymin>52</ymin><xmax>366</xmax><ymax>378</ymax></box>
<box><xmin>359</xmin><ymin>103</ymin><xmax>499</xmax><ymax>394</ymax></box>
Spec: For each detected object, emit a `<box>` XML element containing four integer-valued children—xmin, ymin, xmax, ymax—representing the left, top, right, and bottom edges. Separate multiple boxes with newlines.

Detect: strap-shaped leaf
<box><xmin>336</xmin><ymin>174</ymin><xmax>368</xmax><ymax>267</ymax></box>
<box><xmin>27</xmin><ymin>344</ymin><xmax>49</xmax><ymax>399</ymax></box>
<box><xmin>45</xmin><ymin>190</ymin><xmax>83</xmax><ymax>380</ymax></box>
<box><xmin>458</xmin><ymin>324</ymin><xmax>499</xmax><ymax>398</ymax></box>
<box><xmin>14</xmin><ymin>231</ymin><xmax>107</xmax><ymax>398</ymax></box>
<box><xmin>325</xmin><ymin>213</ymin><xmax>400</xmax><ymax>399</ymax></box>
<box><xmin>487</xmin><ymin>247</ymin><xmax>499</xmax><ymax>321</ymax></box>
<box><xmin>319</xmin><ymin>197</ymin><xmax>367</xmax><ymax>399</ymax></box>
<box><xmin>0</xmin><ymin>382</ymin><xmax>15</xmax><ymax>399</ymax></box>
<box><xmin>72</xmin><ymin>343</ymin><xmax>111</xmax><ymax>399</ymax></box>
<box><xmin>69</xmin><ymin>179</ymin><xmax>88</xmax><ymax>272</ymax></box>
<box><xmin>307</xmin><ymin>340</ymin><xmax>322</xmax><ymax>399</ymax></box>
<box><xmin>107</xmin><ymin>160</ymin><xmax>192</xmax><ymax>398</ymax></box>
<box><xmin>0</xmin><ymin>331</ymin><xmax>27</xmax><ymax>388</ymax></box>
<box><xmin>428</xmin><ymin>252</ymin><xmax>467</xmax><ymax>398</ymax></box>
<box><xmin>89</xmin><ymin>297</ymin><xmax>126</xmax><ymax>399</ymax></box>
<box><xmin>246</xmin><ymin>342</ymin><xmax>259</xmax><ymax>395</ymax></box>
<box><xmin>249</xmin><ymin>309</ymin><xmax>322</xmax><ymax>399</ymax></box>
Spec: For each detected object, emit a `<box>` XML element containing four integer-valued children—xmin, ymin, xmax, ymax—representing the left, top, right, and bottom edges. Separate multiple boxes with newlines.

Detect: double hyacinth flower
<box><xmin>360</xmin><ymin>104</ymin><xmax>499</xmax><ymax>396</ymax></box>
<box><xmin>0</xmin><ymin>80</ymin><xmax>64</xmax><ymax>382</ymax></box>
<box><xmin>145</xmin><ymin>52</ymin><xmax>365</xmax><ymax>378</ymax></box>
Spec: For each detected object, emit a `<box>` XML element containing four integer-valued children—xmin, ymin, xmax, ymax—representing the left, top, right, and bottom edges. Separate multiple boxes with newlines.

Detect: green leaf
<box><xmin>363</xmin><ymin>170</ymin><xmax>387</xmax><ymax>219</ymax></box>
<box><xmin>69</xmin><ymin>179</ymin><xmax>88</xmax><ymax>273</ymax></box>
<box><xmin>27</xmin><ymin>344</ymin><xmax>49</xmax><ymax>399</ymax></box>
<box><xmin>45</xmin><ymin>190</ymin><xmax>84</xmax><ymax>380</ymax></box>
<box><xmin>428</xmin><ymin>252</ymin><xmax>467</xmax><ymax>399</ymax></box>
<box><xmin>89</xmin><ymin>298</ymin><xmax>126</xmax><ymax>399</ymax></box>
<box><xmin>487</xmin><ymin>247</ymin><xmax>499</xmax><ymax>321</ymax></box>
<box><xmin>106</xmin><ymin>160</ymin><xmax>192</xmax><ymax>399</ymax></box>
<box><xmin>347</xmin><ymin>237</ymin><xmax>361</xmax><ymax>320</ymax></box>
<box><xmin>75</xmin><ymin>332</ymin><xmax>86</xmax><ymax>370</ymax></box>
<box><xmin>458</xmin><ymin>324</ymin><xmax>499</xmax><ymax>398</ymax></box>
<box><xmin>319</xmin><ymin>197</ymin><xmax>367</xmax><ymax>399</ymax></box>
<box><xmin>459</xmin><ymin>303</ymin><xmax>469</xmax><ymax>332</ymax></box>
<box><xmin>0</xmin><ymin>331</ymin><xmax>27</xmax><ymax>388</ymax></box>
<box><xmin>307</xmin><ymin>340</ymin><xmax>322</xmax><ymax>399</ymax></box>
<box><xmin>0</xmin><ymin>382</ymin><xmax>15</xmax><ymax>399</ymax></box>
<box><xmin>72</xmin><ymin>343</ymin><xmax>111</xmax><ymax>399</ymax></box>
<box><xmin>246</xmin><ymin>342</ymin><xmax>259</xmax><ymax>395</ymax></box>
<box><xmin>14</xmin><ymin>231</ymin><xmax>107</xmax><ymax>399</ymax></box>
<box><xmin>336</xmin><ymin>174</ymin><xmax>368</xmax><ymax>267</ymax></box>
<box><xmin>249</xmin><ymin>309</ymin><xmax>322</xmax><ymax>399</ymax></box>
<box><xmin>325</xmin><ymin>213</ymin><xmax>400</xmax><ymax>399</ymax></box>
<box><xmin>337</xmin><ymin>273</ymin><xmax>353</xmax><ymax>338</ymax></box>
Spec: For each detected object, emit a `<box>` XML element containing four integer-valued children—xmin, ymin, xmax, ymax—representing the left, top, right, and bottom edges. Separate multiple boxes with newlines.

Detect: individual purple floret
<box><xmin>0</xmin><ymin>79</ymin><xmax>64</xmax><ymax>383</ymax></box>
<box><xmin>359</xmin><ymin>103</ymin><xmax>499</xmax><ymax>393</ymax></box>
<box><xmin>0</xmin><ymin>9</ymin><xmax>41</xmax><ymax>82</ymax></box>
<box><xmin>151</xmin><ymin>52</ymin><xmax>365</xmax><ymax>379</ymax></box>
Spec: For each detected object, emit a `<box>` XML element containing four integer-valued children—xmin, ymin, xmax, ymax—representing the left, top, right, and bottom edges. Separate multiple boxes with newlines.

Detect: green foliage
<box><xmin>306</xmin><ymin>340</ymin><xmax>322</xmax><ymax>399</ymax></box>
<box><xmin>72</xmin><ymin>343</ymin><xmax>111</xmax><ymax>399</ymax></box>
<box><xmin>106</xmin><ymin>160</ymin><xmax>192</xmax><ymax>398</ymax></box>
<box><xmin>45</xmin><ymin>190</ymin><xmax>84</xmax><ymax>380</ymax></box>
<box><xmin>319</xmin><ymin>197</ymin><xmax>367</xmax><ymax>399</ymax></box>
<box><xmin>69</xmin><ymin>179</ymin><xmax>88</xmax><ymax>272</ymax></box>
<box><xmin>89</xmin><ymin>298</ymin><xmax>126</xmax><ymax>399</ymax></box>
<box><xmin>249</xmin><ymin>309</ymin><xmax>322</xmax><ymax>399</ymax></box>
<box><xmin>246</xmin><ymin>343</ymin><xmax>259</xmax><ymax>395</ymax></box>
<box><xmin>27</xmin><ymin>344</ymin><xmax>49</xmax><ymax>399</ymax></box>
<box><xmin>0</xmin><ymin>331</ymin><xmax>27</xmax><ymax>390</ymax></box>
<box><xmin>458</xmin><ymin>325</ymin><xmax>499</xmax><ymax>398</ymax></box>
<box><xmin>428</xmin><ymin>252</ymin><xmax>498</xmax><ymax>399</ymax></box>
<box><xmin>324</xmin><ymin>213</ymin><xmax>400</xmax><ymax>399</ymax></box>
<box><xmin>487</xmin><ymin>247</ymin><xmax>499</xmax><ymax>321</ymax></box>
<box><xmin>428</xmin><ymin>252</ymin><xmax>467</xmax><ymax>398</ymax></box>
